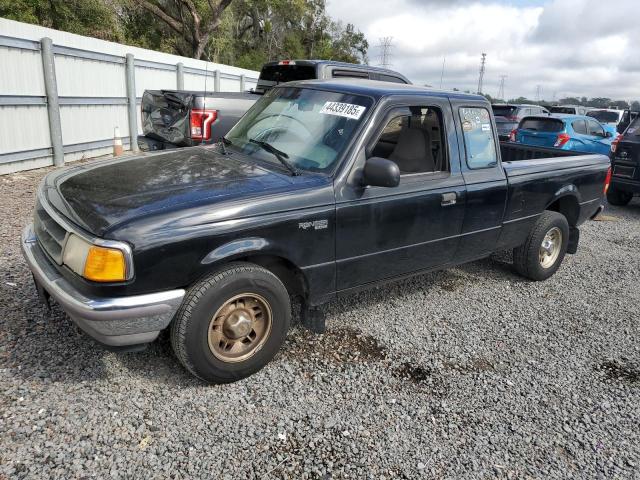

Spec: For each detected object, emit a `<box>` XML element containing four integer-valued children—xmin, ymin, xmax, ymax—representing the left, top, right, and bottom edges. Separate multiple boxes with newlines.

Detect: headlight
<box><xmin>62</xmin><ymin>234</ymin><xmax>128</xmax><ymax>282</ymax></box>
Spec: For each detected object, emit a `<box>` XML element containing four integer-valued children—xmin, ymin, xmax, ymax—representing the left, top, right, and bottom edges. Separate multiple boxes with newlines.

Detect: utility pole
<box><xmin>497</xmin><ymin>75</ymin><xmax>507</xmax><ymax>100</ymax></box>
<box><xmin>378</xmin><ymin>37</ymin><xmax>394</xmax><ymax>68</ymax></box>
<box><xmin>439</xmin><ymin>57</ymin><xmax>446</xmax><ymax>89</ymax></box>
<box><xmin>477</xmin><ymin>53</ymin><xmax>487</xmax><ymax>94</ymax></box>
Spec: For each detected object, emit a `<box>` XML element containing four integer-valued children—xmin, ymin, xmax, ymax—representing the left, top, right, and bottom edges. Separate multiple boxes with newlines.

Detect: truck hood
<box><xmin>44</xmin><ymin>147</ymin><xmax>326</xmax><ymax>237</ymax></box>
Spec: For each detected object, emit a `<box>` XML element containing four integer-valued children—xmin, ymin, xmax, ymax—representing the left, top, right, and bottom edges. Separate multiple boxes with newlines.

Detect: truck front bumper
<box><xmin>21</xmin><ymin>224</ymin><xmax>185</xmax><ymax>347</ymax></box>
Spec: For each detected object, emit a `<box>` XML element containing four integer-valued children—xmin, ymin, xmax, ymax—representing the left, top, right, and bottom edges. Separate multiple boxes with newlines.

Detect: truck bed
<box><xmin>500</xmin><ymin>142</ymin><xmax>609</xmax><ymax>178</ymax></box>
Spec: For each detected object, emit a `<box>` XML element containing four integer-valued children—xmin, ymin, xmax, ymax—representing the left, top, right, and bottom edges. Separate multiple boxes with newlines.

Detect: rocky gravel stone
<box><xmin>1</xmin><ymin>163</ymin><xmax>639</xmax><ymax>478</ymax></box>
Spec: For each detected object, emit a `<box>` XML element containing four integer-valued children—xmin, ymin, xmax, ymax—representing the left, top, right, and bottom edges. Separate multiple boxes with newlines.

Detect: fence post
<box><xmin>40</xmin><ymin>37</ymin><xmax>64</xmax><ymax>167</ymax></box>
<box><xmin>125</xmin><ymin>54</ymin><xmax>139</xmax><ymax>152</ymax></box>
<box><xmin>176</xmin><ymin>62</ymin><xmax>184</xmax><ymax>90</ymax></box>
<box><xmin>214</xmin><ymin>70</ymin><xmax>220</xmax><ymax>92</ymax></box>
<box><xmin>239</xmin><ymin>74</ymin><xmax>246</xmax><ymax>92</ymax></box>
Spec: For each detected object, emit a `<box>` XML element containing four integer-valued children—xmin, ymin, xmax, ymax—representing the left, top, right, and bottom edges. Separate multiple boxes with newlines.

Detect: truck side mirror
<box><xmin>363</xmin><ymin>157</ymin><xmax>400</xmax><ymax>187</ymax></box>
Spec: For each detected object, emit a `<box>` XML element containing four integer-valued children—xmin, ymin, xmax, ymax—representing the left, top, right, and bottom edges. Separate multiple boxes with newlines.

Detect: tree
<box><xmin>135</xmin><ymin>0</ymin><xmax>233</xmax><ymax>59</ymax></box>
<box><xmin>2</xmin><ymin>0</ymin><xmax>370</xmax><ymax>69</ymax></box>
<box><xmin>609</xmin><ymin>100</ymin><xmax>629</xmax><ymax>110</ymax></box>
<box><xmin>631</xmin><ymin>101</ymin><xmax>640</xmax><ymax>112</ymax></box>
<box><xmin>0</xmin><ymin>0</ymin><xmax>122</xmax><ymax>41</ymax></box>
<box><xmin>558</xmin><ymin>97</ymin><xmax>581</xmax><ymax>106</ymax></box>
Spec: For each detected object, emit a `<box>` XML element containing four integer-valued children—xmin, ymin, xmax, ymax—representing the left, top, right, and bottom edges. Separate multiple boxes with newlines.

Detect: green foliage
<box><xmin>1</xmin><ymin>0</ymin><xmax>369</xmax><ymax>68</ymax></box>
<box><xmin>0</xmin><ymin>0</ymin><xmax>123</xmax><ymax>42</ymax></box>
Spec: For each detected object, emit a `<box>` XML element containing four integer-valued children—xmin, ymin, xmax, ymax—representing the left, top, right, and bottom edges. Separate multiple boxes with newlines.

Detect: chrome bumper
<box><xmin>21</xmin><ymin>224</ymin><xmax>185</xmax><ymax>347</ymax></box>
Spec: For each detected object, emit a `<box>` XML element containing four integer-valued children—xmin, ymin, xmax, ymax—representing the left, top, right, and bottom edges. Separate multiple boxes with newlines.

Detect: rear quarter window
<box><xmin>459</xmin><ymin>107</ymin><xmax>497</xmax><ymax>169</ymax></box>
<box><xmin>519</xmin><ymin>118</ymin><xmax>564</xmax><ymax>132</ymax></box>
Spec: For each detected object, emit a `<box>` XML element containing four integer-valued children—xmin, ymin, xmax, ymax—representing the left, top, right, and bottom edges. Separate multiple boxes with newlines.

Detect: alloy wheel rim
<box><xmin>208</xmin><ymin>293</ymin><xmax>272</xmax><ymax>363</ymax></box>
<box><xmin>539</xmin><ymin>227</ymin><xmax>562</xmax><ymax>269</ymax></box>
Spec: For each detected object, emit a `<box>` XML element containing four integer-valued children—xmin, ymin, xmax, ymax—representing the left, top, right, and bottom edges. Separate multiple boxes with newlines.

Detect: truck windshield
<box><xmin>225</xmin><ymin>87</ymin><xmax>372</xmax><ymax>173</ymax></box>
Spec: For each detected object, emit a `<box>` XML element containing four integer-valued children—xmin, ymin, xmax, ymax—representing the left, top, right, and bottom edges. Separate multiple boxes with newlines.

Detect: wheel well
<box><xmin>237</xmin><ymin>254</ymin><xmax>307</xmax><ymax>299</ymax></box>
<box><xmin>546</xmin><ymin>195</ymin><xmax>579</xmax><ymax>226</ymax></box>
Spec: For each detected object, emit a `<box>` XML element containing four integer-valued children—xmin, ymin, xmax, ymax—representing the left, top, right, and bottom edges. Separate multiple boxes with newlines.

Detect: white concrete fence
<box><xmin>0</xmin><ymin>18</ymin><xmax>259</xmax><ymax>175</ymax></box>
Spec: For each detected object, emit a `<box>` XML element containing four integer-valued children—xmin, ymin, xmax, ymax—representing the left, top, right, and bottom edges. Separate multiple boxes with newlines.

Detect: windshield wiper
<box><xmin>248</xmin><ymin>138</ymin><xmax>299</xmax><ymax>176</ymax></box>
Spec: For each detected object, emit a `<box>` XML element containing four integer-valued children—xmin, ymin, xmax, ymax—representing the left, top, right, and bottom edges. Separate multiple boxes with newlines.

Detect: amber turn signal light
<box><xmin>83</xmin><ymin>246</ymin><xmax>126</xmax><ymax>282</ymax></box>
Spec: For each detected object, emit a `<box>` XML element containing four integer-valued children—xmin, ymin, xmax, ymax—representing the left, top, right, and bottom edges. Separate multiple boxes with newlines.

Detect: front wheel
<box><xmin>513</xmin><ymin>211</ymin><xmax>569</xmax><ymax>281</ymax></box>
<box><xmin>171</xmin><ymin>262</ymin><xmax>291</xmax><ymax>383</ymax></box>
<box><xmin>606</xmin><ymin>187</ymin><xmax>633</xmax><ymax>206</ymax></box>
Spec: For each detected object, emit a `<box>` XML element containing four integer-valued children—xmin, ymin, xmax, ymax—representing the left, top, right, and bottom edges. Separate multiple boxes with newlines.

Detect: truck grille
<box><xmin>33</xmin><ymin>200</ymin><xmax>68</xmax><ymax>265</ymax></box>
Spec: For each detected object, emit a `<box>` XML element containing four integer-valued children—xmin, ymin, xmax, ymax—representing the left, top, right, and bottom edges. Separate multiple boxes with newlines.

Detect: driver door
<box><xmin>334</xmin><ymin>99</ymin><xmax>466</xmax><ymax>291</ymax></box>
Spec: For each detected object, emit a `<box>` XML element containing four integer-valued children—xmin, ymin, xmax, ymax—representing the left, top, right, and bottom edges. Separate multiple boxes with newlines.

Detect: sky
<box><xmin>326</xmin><ymin>0</ymin><xmax>639</xmax><ymax>102</ymax></box>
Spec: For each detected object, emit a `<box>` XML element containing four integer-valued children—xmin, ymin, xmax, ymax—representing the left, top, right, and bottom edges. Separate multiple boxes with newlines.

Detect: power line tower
<box><xmin>378</xmin><ymin>37</ymin><xmax>394</xmax><ymax>68</ymax></box>
<box><xmin>477</xmin><ymin>53</ymin><xmax>487</xmax><ymax>94</ymax></box>
<box><xmin>535</xmin><ymin>84</ymin><xmax>542</xmax><ymax>102</ymax></box>
<box><xmin>497</xmin><ymin>75</ymin><xmax>507</xmax><ymax>100</ymax></box>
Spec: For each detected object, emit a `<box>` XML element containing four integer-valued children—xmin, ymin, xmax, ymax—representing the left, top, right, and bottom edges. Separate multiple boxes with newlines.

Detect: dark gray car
<box><xmin>492</xmin><ymin>104</ymin><xmax>550</xmax><ymax>140</ymax></box>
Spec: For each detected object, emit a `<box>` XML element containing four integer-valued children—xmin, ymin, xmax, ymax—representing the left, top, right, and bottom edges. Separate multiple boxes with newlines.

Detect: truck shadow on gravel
<box><xmin>3</xmin><ymin>255</ymin><xmax>514</xmax><ymax>388</ymax></box>
<box><xmin>595</xmin><ymin>359</ymin><xmax>640</xmax><ymax>384</ymax></box>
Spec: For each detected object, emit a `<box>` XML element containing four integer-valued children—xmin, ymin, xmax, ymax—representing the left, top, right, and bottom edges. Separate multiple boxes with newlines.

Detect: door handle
<box><xmin>441</xmin><ymin>192</ymin><xmax>457</xmax><ymax>206</ymax></box>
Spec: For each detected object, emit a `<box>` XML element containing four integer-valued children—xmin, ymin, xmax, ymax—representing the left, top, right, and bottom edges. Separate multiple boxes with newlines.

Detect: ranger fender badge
<box><xmin>299</xmin><ymin>219</ymin><xmax>328</xmax><ymax>230</ymax></box>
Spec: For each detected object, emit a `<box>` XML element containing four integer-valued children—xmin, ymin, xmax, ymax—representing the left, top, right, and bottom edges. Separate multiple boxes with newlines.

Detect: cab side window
<box><xmin>370</xmin><ymin>106</ymin><xmax>447</xmax><ymax>175</ymax></box>
<box><xmin>459</xmin><ymin>107</ymin><xmax>497</xmax><ymax>169</ymax></box>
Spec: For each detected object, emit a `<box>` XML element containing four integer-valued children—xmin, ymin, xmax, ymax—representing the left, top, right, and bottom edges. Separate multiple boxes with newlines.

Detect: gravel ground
<box><xmin>1</xmin><ymin>163</ymin><xmax>639</xmax><ymax>479</ymax></box>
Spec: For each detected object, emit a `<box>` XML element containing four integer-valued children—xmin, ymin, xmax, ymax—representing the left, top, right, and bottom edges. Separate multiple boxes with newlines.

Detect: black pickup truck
<box><xmin>22</xmin><ymin>80</ymin><xmax>610</xmax><ymax>383</ymax></box>
<box><xmin>140</xmin><ymin>60</ymin><xmax>410</xmax><ymax>149</ymax></box>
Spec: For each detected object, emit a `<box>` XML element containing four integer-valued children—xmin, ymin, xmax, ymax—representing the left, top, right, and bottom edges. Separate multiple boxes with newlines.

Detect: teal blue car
<box><xmin>512</xmin><ymin>114</ymin><xmax>616</xmax><ymax>155</ymax></box>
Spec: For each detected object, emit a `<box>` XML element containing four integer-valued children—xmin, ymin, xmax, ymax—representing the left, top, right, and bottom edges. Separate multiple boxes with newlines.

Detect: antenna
<box><xmin>497</xmin><ymin>74</ymin><xmax>507</xmax><ymax>100</ymax></box>
<box><xmin>439</xmin><ymin>57</ymin><xmax>446</xmax><ymax>89</ymax></box>
<box><xmin>378</xmin><ymin>37</ymin><xmax>394</xmax><ymax>68</ymax></box>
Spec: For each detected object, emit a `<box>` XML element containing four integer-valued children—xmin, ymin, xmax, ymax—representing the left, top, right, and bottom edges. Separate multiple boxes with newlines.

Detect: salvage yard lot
<box><xmin>1</xmin><ymin>164</ymin><xmax>639</xmax><ymax>479</ymax></box>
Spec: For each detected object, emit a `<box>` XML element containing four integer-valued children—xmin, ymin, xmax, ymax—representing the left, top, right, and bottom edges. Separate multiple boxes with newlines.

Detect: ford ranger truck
<box><xmin>22</xmin><ymin>80</ymin><xmax>610</xmax><ymax>384</ymax></box>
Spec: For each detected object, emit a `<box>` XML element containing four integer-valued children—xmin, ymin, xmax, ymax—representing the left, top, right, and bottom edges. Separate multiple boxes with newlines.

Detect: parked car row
<box><xmin>494</xmin><ymin>101</ymin><xmax>637</xmax><ymax>206</ymax></box>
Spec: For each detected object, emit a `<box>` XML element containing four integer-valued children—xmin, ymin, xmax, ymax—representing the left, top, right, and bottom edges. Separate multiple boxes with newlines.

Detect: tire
<box><xmin>513</xmin><ymin>211</ymin><xmax>569</xmax><ymax>281</ymax></box>
<box><xmin>606</xmin><ymin>187</ymin><xmax>633</xmax><ymax>206</ymax></box>
<box><xmin>171</xmin><ymin>262</ymin><xmax>291</xmax><ymax>384</ymax></box>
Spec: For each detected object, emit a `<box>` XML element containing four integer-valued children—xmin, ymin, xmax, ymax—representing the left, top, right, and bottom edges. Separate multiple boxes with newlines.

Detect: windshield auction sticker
<box><xmin>319</xmin><ymin>102</ymin><xmax>366</xmax><ymax>120</ymax></box>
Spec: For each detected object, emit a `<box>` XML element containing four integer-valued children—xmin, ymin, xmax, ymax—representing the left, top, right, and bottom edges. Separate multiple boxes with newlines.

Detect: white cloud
<box><xmin>326</xmin><ymin>0</ymin><xmax>640</xmax><ymax>101</ymax></box>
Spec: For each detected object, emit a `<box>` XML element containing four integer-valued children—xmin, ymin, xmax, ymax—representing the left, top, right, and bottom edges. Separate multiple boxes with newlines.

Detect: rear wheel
<box><xmin>606</xmin><ymin>187</ymin><xmax>633</xmax><ymax>206</ymax></box>
<box><xmin>171</xmin><ymin>262</ymin><xmax>291</xmax><ymax>383</ymax></box>
<box><xmin>513</xmin><ymin>211</ymin><xmax>569</xmax><ymax>281</ymax></box>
